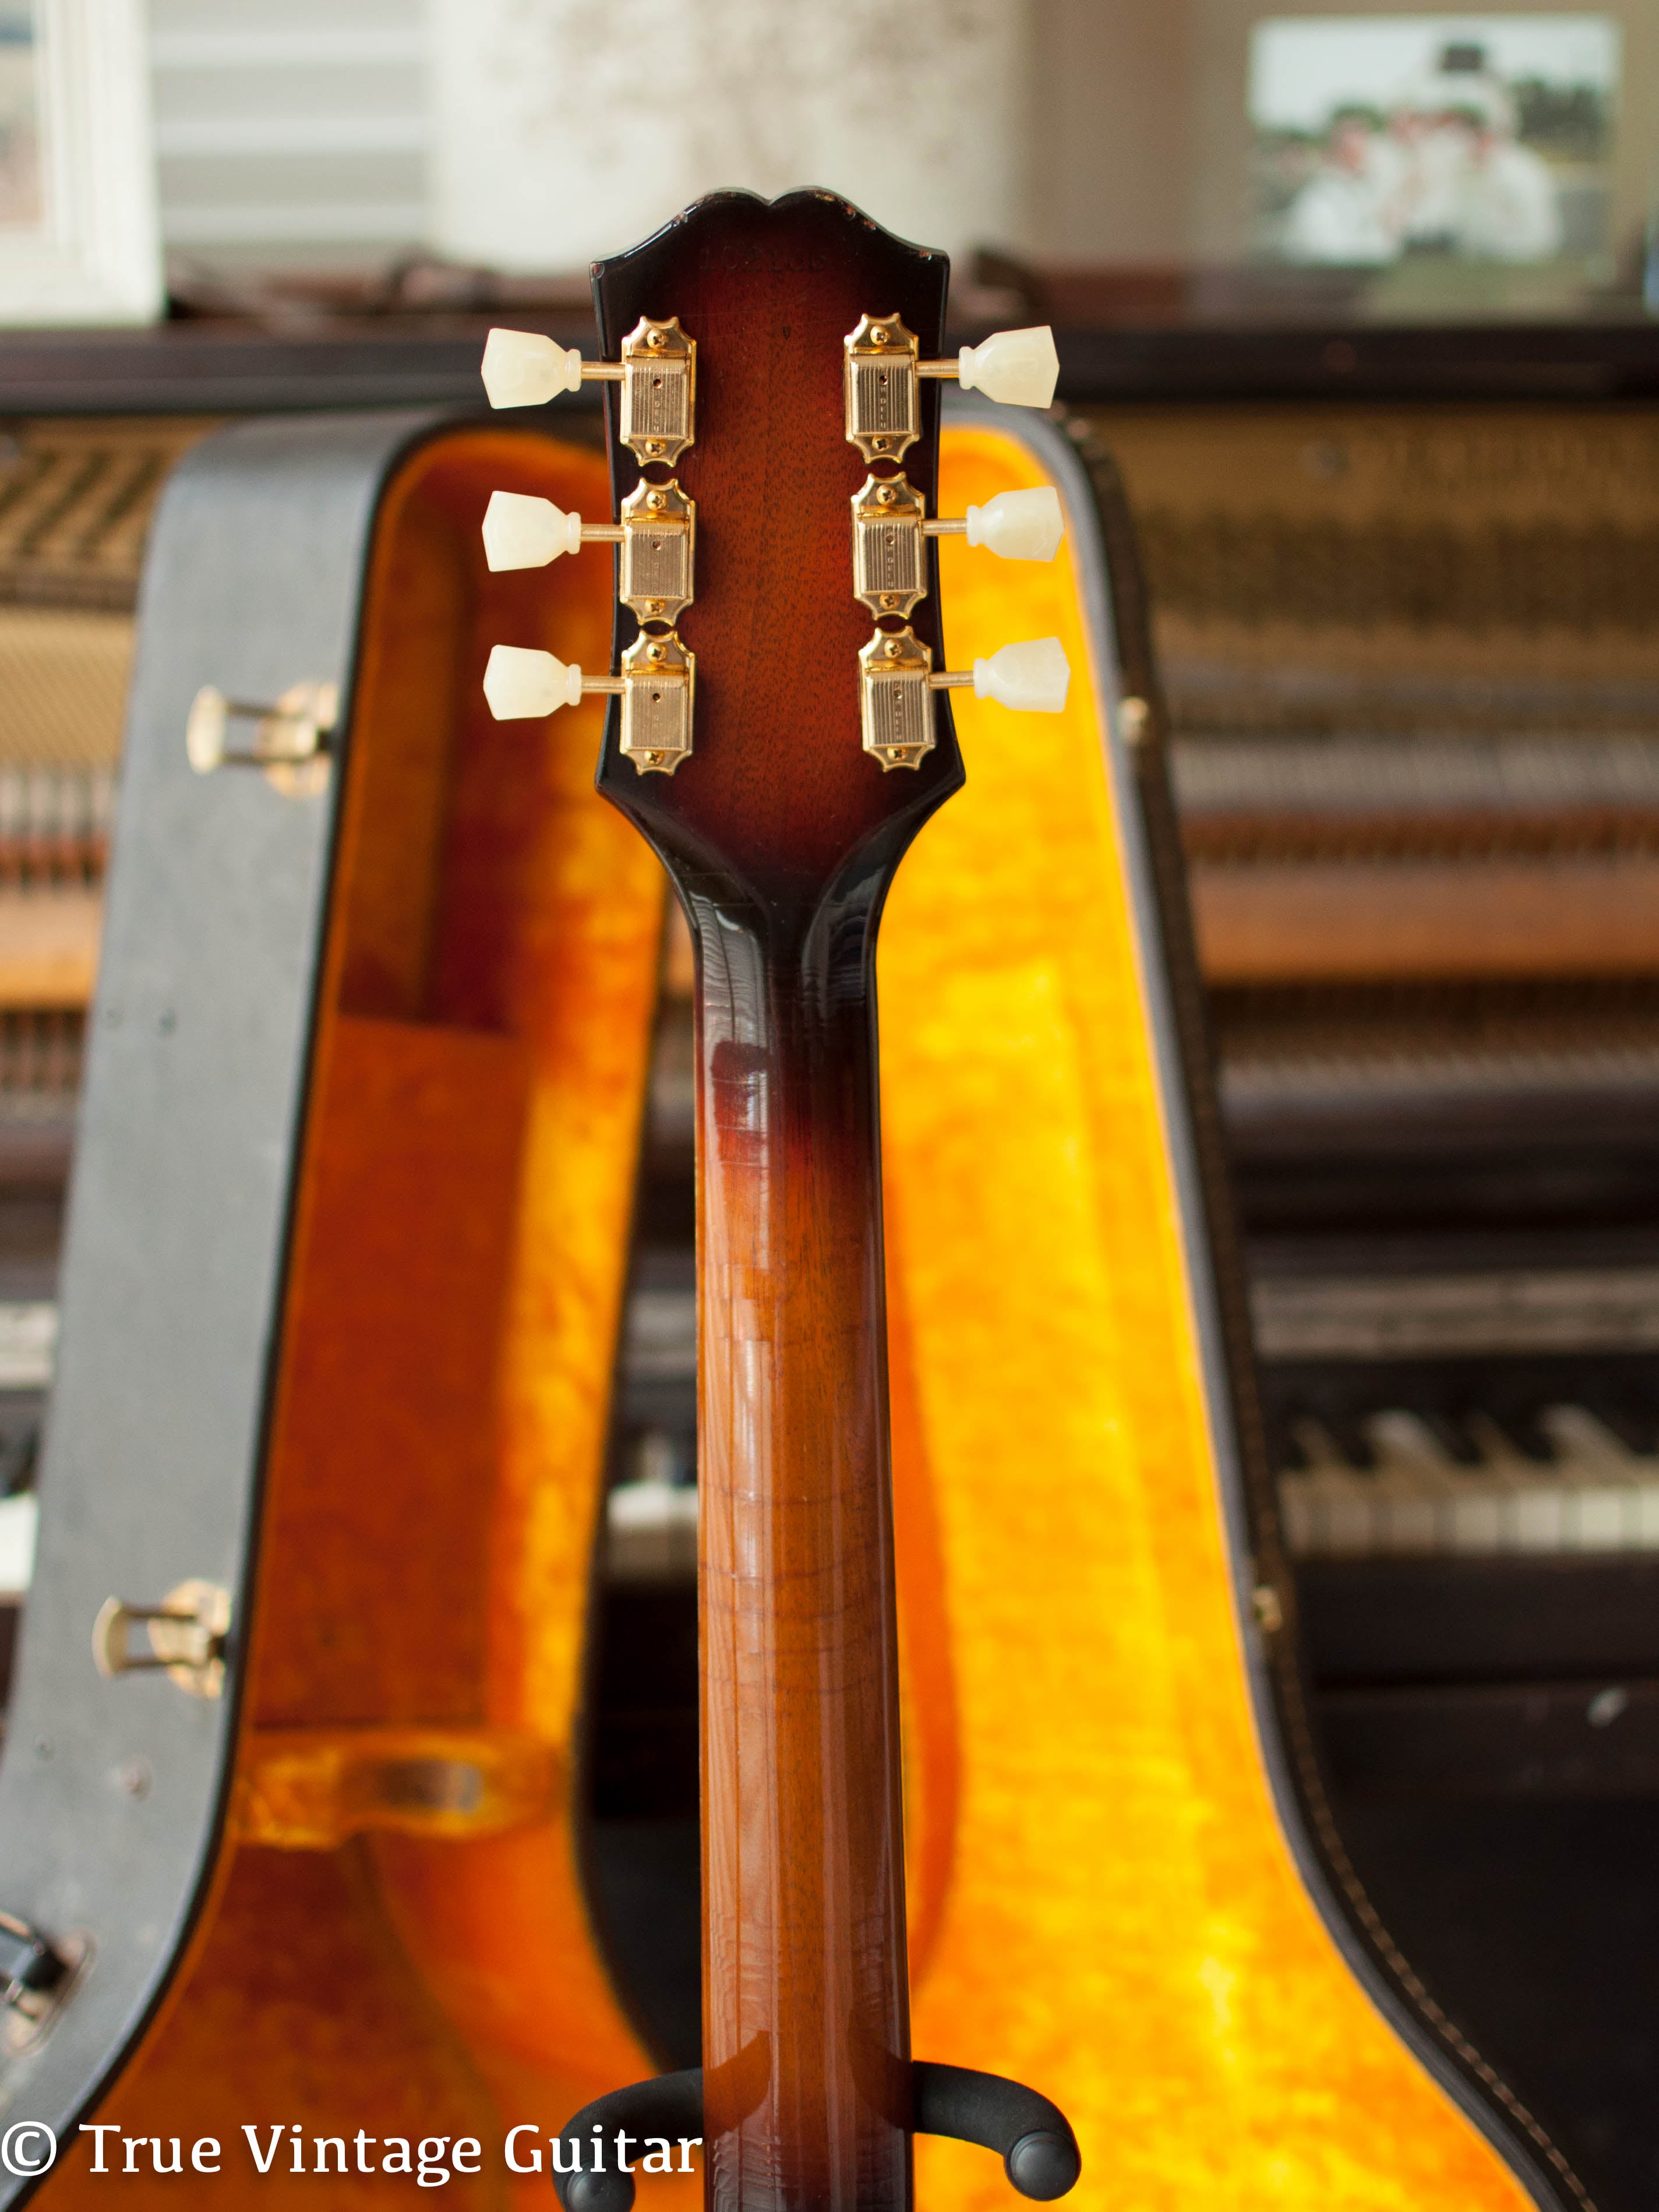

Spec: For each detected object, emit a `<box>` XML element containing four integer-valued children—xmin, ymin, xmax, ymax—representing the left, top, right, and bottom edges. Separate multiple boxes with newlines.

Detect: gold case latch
<box><xmin>93</xmin><ymin>1578</ymin><xmax>232</xmax><ymax>1699</ymax></box>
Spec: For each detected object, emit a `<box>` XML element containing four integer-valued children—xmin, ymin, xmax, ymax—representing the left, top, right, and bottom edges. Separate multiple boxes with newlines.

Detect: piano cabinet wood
<box><xmin>1300</xmin><ymin>1553</ymin><xmax>1659</xmax><ymax>1798</ymax></box>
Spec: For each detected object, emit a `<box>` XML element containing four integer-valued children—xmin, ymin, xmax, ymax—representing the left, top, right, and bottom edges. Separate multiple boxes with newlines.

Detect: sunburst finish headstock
<box><xmin>478</xmin><ymin>188</ymin><xmax>1067</xmax><ymax>914</ymax></box>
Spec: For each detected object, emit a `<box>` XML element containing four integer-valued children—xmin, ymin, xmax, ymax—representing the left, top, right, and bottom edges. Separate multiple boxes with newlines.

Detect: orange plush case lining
<box><xmin>47</xmin><ymin>428</ymin><xmax>669</xmax><ymax>2210</ymax></box>
<box><xmin>43</xmin><ymin>420</ymin><xmax>1535</xmax><ymax>2212</ymax></box>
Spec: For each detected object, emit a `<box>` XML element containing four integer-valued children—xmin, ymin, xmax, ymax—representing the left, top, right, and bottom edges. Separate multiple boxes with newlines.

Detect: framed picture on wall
<box><xmin>1249</xmin><ymin>13</ymin><xmax>1621</xmax><ymax>271</ymax></box>
<box><xmin>0</xmin><ymin>0</ymin><xmax>161</xmax><ymax>324</ymax></box>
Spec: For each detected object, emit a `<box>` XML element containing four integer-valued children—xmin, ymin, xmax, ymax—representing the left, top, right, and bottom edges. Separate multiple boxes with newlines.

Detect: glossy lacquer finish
<box><xmin>593</xmin><ymin>195</ymin><xmax>963</xmax><ymax>2212</ymax></box>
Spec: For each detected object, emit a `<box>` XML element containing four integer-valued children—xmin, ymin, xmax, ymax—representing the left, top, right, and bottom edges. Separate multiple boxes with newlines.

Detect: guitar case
<box><xmin>0</xmin><ymin>396</ymin><xmax>1593</xmax><ymax>2212</ymax></box>
<box><xmin>0</xmin><ymin>412</ymin><xmax>430</xmax><ymax>2162</ymax></box>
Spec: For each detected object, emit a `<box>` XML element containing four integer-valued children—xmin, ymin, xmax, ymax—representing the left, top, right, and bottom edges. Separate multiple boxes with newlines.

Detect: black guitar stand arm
<box><xmin>551</xmin><ymin>2061</ymin><xmax>1081</xmax><ymax>2210</ymax></box>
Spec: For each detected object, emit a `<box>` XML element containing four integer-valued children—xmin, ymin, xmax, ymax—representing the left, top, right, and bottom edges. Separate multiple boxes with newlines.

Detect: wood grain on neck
<box><xmin>695</xmin><ymin>883</ymin><xmax>908</xmax><ymax>2212</ymax></box>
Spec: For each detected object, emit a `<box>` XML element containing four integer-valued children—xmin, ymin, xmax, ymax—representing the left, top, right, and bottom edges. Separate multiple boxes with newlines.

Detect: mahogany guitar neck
<box><xmin>591</xmin><ymin>193</ymin><xmax>959</xmax><ymax>2212</ymax></box>
<box><xmin>695</xmin><ymin>893</ymin><xmax>908</xmax><ymax>2211</ymax></box>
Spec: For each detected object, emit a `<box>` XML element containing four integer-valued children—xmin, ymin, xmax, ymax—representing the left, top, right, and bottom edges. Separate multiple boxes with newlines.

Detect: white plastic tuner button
<box><xmin>972</xmin><ymin>637</ymin><xmax>1071</xmax><ymax>713</ymax></box>
<box><xmin>483</xmin><ymin>644</ymin><xmax>583</xmax><ymax>719</ymax></box>
<box><xmin>965</xmin><ymin>486</ymin><xmax>1065</xmax><ymax>563</ymax></box>
<box><xmin>482</xmin><ymin>490</ymin><xmax>583</xmax><ymax>571</ymax></box>
<box><xmin>957</xmin><ymin>326</ymin><xmax>1061</xmax><ymax>410</ymax></box>
<box><xmin>481</xmin><ymin>328</ymin><xmax>583</xmax><ymax>409</ymax></box>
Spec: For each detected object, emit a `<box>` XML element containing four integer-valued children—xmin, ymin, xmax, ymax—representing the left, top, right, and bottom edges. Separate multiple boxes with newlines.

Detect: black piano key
<box><xmin>1414</xmin><ymin>1406</ymin><xmax>1482</xmax><ymax>1467</ymax></box>
<box><xmin>1268</xmin><ymin>1412</ymin><xmax>1308</xmax><ymax>1473</ymax></box>
<box><xmin>1575</xmin><ymin>1384</ymin><xmax>1656</xmax><ymax>1456</ymax></box>
<box><xmin>1324</xmin><ymin>1410</ymin><xmax>1378</xmax><ymax>1470</ymax></box>
<box><xmin>1483</xmin><ymin>1407</ymin><xmax>1559</xmax><ymax>1465</ymax></box>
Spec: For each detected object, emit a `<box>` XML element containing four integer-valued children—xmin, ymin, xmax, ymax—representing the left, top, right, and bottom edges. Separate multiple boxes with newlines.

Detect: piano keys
<box><xmin>1280</xmin><ymin>1405</ymin><xmax>1659</xmax><ymax>1557</ymax></box>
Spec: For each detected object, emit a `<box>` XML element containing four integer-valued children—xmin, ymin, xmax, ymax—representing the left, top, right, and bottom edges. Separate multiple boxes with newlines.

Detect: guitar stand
<box><xmin>552</xmin><ymin>2062</ymin><xmax>1082</xmax><ymax>2209</ymax></box>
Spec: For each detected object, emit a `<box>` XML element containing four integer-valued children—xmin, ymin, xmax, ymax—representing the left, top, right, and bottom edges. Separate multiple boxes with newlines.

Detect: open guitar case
<box><xmin>0</xmin><ymin>391</ymin><xmax>1602</xmax><ymax>2212</ymax></box>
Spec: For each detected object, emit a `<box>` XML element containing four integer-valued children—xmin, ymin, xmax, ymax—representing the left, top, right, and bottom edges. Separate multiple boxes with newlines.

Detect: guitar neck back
<box><xmin>591</xmin><ymin>192</ymin><xmax>954</xmax><ymax>2212</ymax></box>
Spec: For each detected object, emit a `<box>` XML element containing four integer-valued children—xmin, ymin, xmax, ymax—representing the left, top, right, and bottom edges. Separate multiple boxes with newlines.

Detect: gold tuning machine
<box><xmin>850</xmin><ymin>475</ymin><xmax>927</xmax><ymax>618</ymax></box>
<box><xmin>844</xmin><ymin>313</ymin><xmax>1061</xmax><ymax>464</ymax></box>
<box><xmin>482</xmin><ymin>317</ymin><xmax>696</xmax><ymax>466</ymax></box>
<box><xmin>858</xmin><ymin>627</ymin><xmax>936</xmax><ymax>768</ymax></box>
<box><xmin>483</xmin><ymin>632</ymin><xmax>694</xmax><ymax>777</ymax></box>
<box><xmin>478</xmin><ymin>317</ymin><xmax>698</xmax><ymax>765</ymax></box>
<box><xmin>483</xmin><ymin>478</ymin><xmax>696</xmax><ymax>625</ymax></box>
<box><xmin>612</xmin><ymin>629</ymin><xmax>696</xmax><ymax>773</ymax></box>
<box><xmin>850</xmin><ymin>475</ymin><xmax>1065</xmax><ymax>617</ymax></box>
<box><xmin>859</xmin><ymin>626</ymin><xmax>1072</xmax><ymax>770</ymax></box>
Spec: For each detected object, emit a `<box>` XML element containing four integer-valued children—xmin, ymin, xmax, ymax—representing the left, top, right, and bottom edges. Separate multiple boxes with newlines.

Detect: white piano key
<box><xmin>606</xmin><ymin>1477</ymin><xmax>697</xmax><ymax>1583</ymax></box>
<box><xmin>1632</xmin><ymin>1480</ymin><xmax>1659</xmax><ymax>1546</ymax></box>
<box><xmin>1444</xmin><ymin>1467</ymin><xmax>1510</xmax><ymax>1556</ymax></box>
<box><xmin>1366</xmin><ymin>1410</ymin><xmax>1453</xmax><ymax>1554</ymax></box>
<box><xmin>1276</xmin><ymin>1398</ymin><xmax>1659</xmax><ymax>1561</ymax></box>
<box><xmin>1460</xmin><ymin>1413</ymin><xmax>1559</xmax><ymax>1553</ymax></box>
<box><xmin>1290</xmin><ymin>1419</ymin><xmax>1379</xmax><ymax>1555</ymax></box>
<box><xmin>1571</xmin><ymin>1487</ymin><xmax>1633</xmax><ymax>1548</ymax></box>
<box><xmin>1543</xmin><ymin>1405</ymin><xmax>1642</xmax><ymax>1551</ymax></box>
<box><xmin>1510</xmin><ymin>1486</ymin><xmax>1570</xmax><ymax>1553</ymax></box>
<box><xmin>1278</xmin><ymin>1474</ymin><xmax>1316</xmax><ymax>1557</ymax></box>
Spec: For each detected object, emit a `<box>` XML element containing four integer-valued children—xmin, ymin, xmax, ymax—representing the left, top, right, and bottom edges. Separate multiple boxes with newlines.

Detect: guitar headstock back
<box><xmin>479</xmin><ymin>188</ymin><xmax>1068</xmax><ymax>921</ymax></box>
<box><xmin>590</xmin><ymin>189</ymin><xmax>961</xmax><ymax>909</ymax></box>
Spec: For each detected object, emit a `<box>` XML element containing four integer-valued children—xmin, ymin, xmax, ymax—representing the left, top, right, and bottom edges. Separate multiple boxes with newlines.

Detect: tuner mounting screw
<box><xmin>876</xmin><ymin>485</ymin><xmax>895</xmax><ymax>505</ymax></box>
<box><xmin>645</xmin><ymin>329</ymin><xmax>664</xmax><ymax>348</ymax></box>
<box><xmin>646</xmin><ymin>491</ymin><xmax>665</xmax><ymax>509</ymax></box>
<box><xmin>647</xmin><ymin>644</ymin><xmax>665</xmax><ymax>661</ymax></box>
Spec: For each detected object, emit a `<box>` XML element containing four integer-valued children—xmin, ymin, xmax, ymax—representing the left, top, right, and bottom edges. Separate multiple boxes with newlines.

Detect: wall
<box><xmin>425</xmin><ymin>0</ymin><xmax>1034</xmax><ymax>274</ymax></box>
<box><xmin>1028</xmin><ymin>0</ymin><xmax>1197</xmax><ymax>264</ymax></box>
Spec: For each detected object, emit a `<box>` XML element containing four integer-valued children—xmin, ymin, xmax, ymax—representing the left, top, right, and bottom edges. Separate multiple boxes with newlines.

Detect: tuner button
<box><xmin>965</xmin><ymin>486</ymin><xmax>1065</xmax><ymax>563</ymax></box>
<box><xmin>972</xmin><ymin>637</ymin><xmax>1071</xmax><ymax>714</ymax></box>
<box><xmin>481</xmin><ymin>489</ymin><xmax>583</xmax><ymax>571</ymax></box>
<box><xmin>957</xmin><ymin>326</ymin><xmax>1060</xmax><ymax>410</ymax></box>
<box><xmin>481</xmin><ymin>327</ymin><xmax>582</xmax><ymax>408</ymax></box>
<box><xmin>482</xmin><ymin>644</ymin><xmax>581</xmax><ymax>719</ymax></box>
